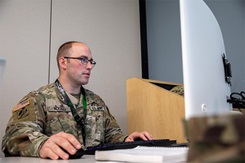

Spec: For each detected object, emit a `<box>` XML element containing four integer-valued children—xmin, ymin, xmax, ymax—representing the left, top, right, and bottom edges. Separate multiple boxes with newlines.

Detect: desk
<box><xmin>0</xmin><ymin>155</ymin><xmax>98</xmax><ymax>163</ymax></box>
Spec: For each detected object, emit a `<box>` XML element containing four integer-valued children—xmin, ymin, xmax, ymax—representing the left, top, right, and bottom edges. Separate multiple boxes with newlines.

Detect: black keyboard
<box><xmin>85</xmin><ymin>139</ymin><xmax>176</xmax><ymax>155</ymax></box>
<box><xmin>67</xmin><ymin>139</ymin><xmax>187</xmax><ymax>159</ymax></box>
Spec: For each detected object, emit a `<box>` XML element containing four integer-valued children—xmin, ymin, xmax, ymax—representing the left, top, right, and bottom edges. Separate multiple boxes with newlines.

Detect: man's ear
<box><xmin>59</xmin><ymin>57</ymin><xmax>67</xmax><ymax>70</ymax></box>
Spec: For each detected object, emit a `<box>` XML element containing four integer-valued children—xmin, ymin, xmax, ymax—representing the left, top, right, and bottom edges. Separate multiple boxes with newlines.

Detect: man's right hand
<box><xmin>39</xmin><ymin>132</ymin><xmax>82</xmax><ymax>160</ymax></box>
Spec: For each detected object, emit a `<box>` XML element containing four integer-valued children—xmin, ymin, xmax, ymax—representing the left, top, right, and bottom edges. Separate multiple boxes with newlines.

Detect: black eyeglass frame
<box><xmin>64</xmin><ymin>56</ymin><xmax>96</xmax><ymax>68</ymax></box>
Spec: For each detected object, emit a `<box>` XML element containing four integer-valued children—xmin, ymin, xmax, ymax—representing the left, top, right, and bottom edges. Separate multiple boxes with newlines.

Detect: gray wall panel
<box><xmin>0</xmin><ymin>0</ymin><xmax>51</xmax><ymax>157</ymax></box>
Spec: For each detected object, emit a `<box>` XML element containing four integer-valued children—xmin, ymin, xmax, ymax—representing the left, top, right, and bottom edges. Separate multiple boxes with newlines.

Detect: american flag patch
<box><xmin>13</xmin><ymin>100</ymin><xmax>30</xmax><ymax>112</ymax></box>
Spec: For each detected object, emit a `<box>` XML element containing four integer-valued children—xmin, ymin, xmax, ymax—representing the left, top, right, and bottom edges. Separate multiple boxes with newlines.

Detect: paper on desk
<box><xmin>95</xmin><ymin>146</ymin><xmax>188</xmax><ymax>163</ymax></box>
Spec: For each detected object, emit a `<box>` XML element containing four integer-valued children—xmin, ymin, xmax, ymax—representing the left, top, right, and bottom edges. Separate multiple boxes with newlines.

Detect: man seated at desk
<box><xmin>1</xmin><ymin>41</ymin><xmax>153</xmax><ymax>160</ymax></box>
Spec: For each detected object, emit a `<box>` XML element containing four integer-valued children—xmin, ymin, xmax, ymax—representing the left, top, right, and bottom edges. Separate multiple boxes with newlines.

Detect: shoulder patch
<box><xmin>13</xmin><ymin>100</ymin><xmax>30</xmax><ymax>112</ymax></box>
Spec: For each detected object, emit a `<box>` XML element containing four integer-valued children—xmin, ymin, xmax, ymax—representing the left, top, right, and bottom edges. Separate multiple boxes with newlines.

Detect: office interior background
<box><xmin>0</xmin><ymin>0</ymin><xmax>244</xmax><ymax>157</ymax></box>
<box><xmin>144</xmin><ymin>0</ymin><xmax>244</xmax><ymax>94</ymax></box>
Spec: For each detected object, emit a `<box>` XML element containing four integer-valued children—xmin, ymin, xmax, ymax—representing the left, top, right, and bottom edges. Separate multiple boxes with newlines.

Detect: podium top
<box><xmin>127</xmin><ymin>77</ymin><xmax>184</xmax><ymax>95</ymax></box>
<box><xmin>142</xmin><ymin>78</ymin><xmax>183</xmax><ymax>86</ymax></box>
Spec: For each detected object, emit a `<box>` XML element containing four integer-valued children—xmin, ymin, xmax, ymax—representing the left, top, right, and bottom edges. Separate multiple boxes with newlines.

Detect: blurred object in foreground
<box><xmin>184</xmin><ymin>114</ymin><xmax>245</xmax><ymax>163</ymax></box>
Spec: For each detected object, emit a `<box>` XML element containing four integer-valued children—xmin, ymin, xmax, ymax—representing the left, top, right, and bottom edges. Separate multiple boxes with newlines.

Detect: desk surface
<box><xmin>0</xmin><ymin>155</ymin><xmax>99</xmax><ymax>163</ymax></box>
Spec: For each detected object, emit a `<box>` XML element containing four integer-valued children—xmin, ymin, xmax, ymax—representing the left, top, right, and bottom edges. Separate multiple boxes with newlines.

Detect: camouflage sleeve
<box><xmin>103</xmin><ymin>106</ymin><xmax>128</xmax><ymax>143</ymax></box>
<box><xmin>1</xmin><ymin>92</ymin><xmax>48</xmax><ymax>157</ymax></box>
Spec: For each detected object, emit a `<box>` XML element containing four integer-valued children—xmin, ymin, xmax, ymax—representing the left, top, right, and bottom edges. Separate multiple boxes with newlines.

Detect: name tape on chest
<box><xmin>90</xmin><ymin>106</ymin><xmax>105</xmax><ymax>111</ymax></box>
<box><xmin>48</xmin><ymin>105</ymin><xmax>70</xmax><ymax>112</ymax></box>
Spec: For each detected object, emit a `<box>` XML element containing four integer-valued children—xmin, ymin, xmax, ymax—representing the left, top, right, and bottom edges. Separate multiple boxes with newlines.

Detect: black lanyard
<box><xmin>55</xmin><ymin>79</ymin><xmax>87</xmax><ymax>146</ymax></box>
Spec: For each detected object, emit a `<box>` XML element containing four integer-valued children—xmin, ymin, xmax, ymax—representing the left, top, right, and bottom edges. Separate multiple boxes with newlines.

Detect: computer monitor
<box><xmin>179</xmin><ymin>0</ymin><xmax>233</xmax><ymax>119</ymax></box>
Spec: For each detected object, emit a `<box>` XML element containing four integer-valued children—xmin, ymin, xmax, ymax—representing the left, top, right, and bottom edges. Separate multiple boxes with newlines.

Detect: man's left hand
<box><xmin>125</xmin><ymin>131</ymin><xmax>154</xmax><ymax>142</ymax></box>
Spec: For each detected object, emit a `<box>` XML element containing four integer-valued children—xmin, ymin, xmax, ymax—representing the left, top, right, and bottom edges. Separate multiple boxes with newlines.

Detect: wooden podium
<box><xmin>127</xmin><ymin>78</ymin><xmax>187</xmax><ymax>143</ymax></box>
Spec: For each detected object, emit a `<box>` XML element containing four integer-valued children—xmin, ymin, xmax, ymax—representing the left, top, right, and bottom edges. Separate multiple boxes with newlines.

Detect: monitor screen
<box><xmin>179</xmin><ymin>0</ymin><xmax>232</xmax><ymax>119</ymax></box>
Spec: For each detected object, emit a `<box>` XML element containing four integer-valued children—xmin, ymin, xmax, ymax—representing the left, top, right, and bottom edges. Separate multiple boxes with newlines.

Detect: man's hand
<box><xmin>125</xmin><ymin>131</ymin><xmax>154</xmax><ymax>142</ymax></box>
<box><xmin>39</xmin><ymin>132</ymin><xmax>82</xmax><ymax>160</ymax></box>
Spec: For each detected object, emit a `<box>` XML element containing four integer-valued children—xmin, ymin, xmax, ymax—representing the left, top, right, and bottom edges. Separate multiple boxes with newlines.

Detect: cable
<box><xmin>227</xmin><ymin>91</ymin><xmax>245</xmax><ymax>113</ymax></box>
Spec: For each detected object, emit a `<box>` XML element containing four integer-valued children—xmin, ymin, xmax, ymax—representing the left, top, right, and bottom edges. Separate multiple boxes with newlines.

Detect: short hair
<box><xmin>56</xmin><ymin>41</ymin><xmax>83</xmax><ymax>70</ymax></box>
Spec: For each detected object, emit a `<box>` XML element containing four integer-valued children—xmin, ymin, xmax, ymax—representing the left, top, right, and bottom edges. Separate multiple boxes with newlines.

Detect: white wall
<box><xmin>0</xmin><ymin>1</ymin><xmax>50</xmax><ymax>157</ymax></box>
<box><xmin>0</xmin><ymin>0</ymin><xmax>141</xmax><ymax>157</ymax></box>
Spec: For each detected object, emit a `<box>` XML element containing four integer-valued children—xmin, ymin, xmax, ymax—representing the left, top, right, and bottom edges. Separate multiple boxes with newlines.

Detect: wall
<box><xmin>0</xmin><ymin>1</ymin><xmax>50</xmax><ymax>158</ymax></box>
<box><xmin>146</xmin><ymin>0</ymin><xmax>245</xmax><ymax>93</ymax></box>
<box><xmin>0</xmin><ymin>0</ymin><xmax>141</xmax><ymax>157</ymax></box>
<box><xmin>205</xmin><ymin>0</ymin><xmax>245</xmax><ymax>93</ymax></box>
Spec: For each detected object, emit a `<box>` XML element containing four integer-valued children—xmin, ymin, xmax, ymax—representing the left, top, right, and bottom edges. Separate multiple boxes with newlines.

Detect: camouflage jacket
<box><xmin>1</xmin><ymin>82</ymin><xmax>127</xmax><ymax>157</ymax></box>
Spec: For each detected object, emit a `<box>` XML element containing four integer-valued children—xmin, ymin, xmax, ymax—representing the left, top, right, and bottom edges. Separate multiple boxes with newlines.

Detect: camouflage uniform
<box><xmin>184</xmin><ymin>114</ymin><xmax>245</xmax><ymax>163</ymax></box>
<box><xmin>1</xmin><ymin>82</ymin><xmax>127</xmax><ymax>157</ymax></box>
<box><xmin>170</xmin><ymin>85</ymin><xmax>184</xmax><ymax>96</ymax></box>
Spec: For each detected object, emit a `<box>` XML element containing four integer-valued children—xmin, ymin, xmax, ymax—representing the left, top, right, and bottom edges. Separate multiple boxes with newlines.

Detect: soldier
<box><xmin>1</xmin><ymin>41</ymin><xmax>153</xmax><ymax>160</ymax></box>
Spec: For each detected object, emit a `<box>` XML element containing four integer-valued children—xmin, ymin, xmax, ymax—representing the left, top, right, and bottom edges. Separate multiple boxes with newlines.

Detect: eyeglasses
<box><xmin>64</xmin><ymin>56</ymin><xmax>96</xmax><ymax>68</ymax></box>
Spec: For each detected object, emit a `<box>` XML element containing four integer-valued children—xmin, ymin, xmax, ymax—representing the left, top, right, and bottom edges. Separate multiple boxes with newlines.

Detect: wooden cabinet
<box><xmin>127</xmin><ymin>78</ymin><xmax>187</xmax><ymax>143</ymax></box>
